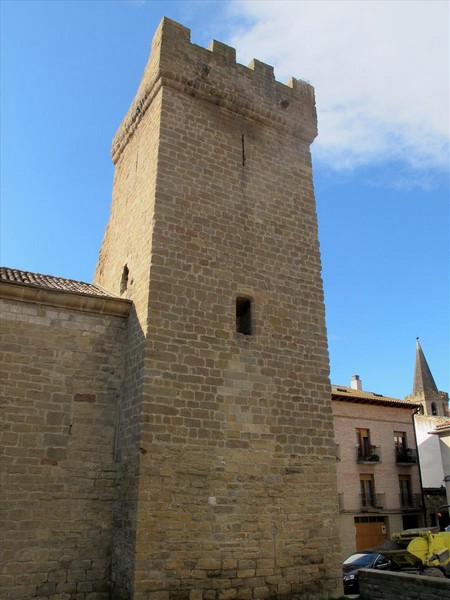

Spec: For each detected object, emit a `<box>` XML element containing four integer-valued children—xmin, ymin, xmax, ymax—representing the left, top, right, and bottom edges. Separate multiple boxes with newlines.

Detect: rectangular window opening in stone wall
<box><xmin>236</xmin><ymin>297</ymin><xmax>252</xmax><ymax>335</ymax></box>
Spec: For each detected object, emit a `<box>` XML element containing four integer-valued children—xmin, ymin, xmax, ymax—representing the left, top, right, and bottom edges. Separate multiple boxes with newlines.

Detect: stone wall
<box><xmin>359</xmin><ymin>568</ymin><xmax>450</xmax><ymax>600</ymax></box>
<box><xmin>95</xmin><ymin>76</ymin><xmax>162</xmax><ymax>597</ymax></box>
<box><xmin>1</xmin><ymin>295</ymin><xmax>128</xmax><ymax>599</ymax></box>
<box><xmin>95</xmin><ymin>17</ymin><xmax>343</xmax><ymax>600</ymax></box>
<box><xmin>1</xmin><ymin>15</ymin><xmax>343</xmax><ymax>600</ymax></box>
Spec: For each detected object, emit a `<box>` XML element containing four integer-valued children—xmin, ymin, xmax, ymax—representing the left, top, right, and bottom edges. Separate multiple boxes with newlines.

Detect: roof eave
<box><xmin>332</xmin><ymin>393</ymin><xmax>421</xmax><ymax>410</ymax></box>
<box><xmin>0</xmin><ymin>280</ymin><xmax>131</xmax><ymax>318</ymax></box>
<box><xmin>429</xmin><ymin>427</ymin><xmax>450</xmax><ymax>436</ymax></box>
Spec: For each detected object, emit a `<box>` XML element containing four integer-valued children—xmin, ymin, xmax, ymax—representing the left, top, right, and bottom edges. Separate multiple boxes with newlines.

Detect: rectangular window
<box><xmin>399</xmin><ymin>475</ymin><xmax>413</xmax><ymax>507</ymax></box>
<box><xmin>360</xmin><ymin>474</ymin><xmax>375</xmax><ymax>508</ymax></box>
<box><xmin>236</xmin><ymin>297</ymin><xmax>252</xmax><ymax>335</ymax></box>
<box><xmin>394</xmin><ymin>431</ymin><xmax>406</xmax><ymax>450</ymax></box>
<box><xmin>356</xmin><ymin>428</ymin><xmax>371</xmax><ymax>460</ymax></box>
<box><xmin>394</xmin><ymin>431</ymin><xmax>409</xmax><ymax>463</ymax></box>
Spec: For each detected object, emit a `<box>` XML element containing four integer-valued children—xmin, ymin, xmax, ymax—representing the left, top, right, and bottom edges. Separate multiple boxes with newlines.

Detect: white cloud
<box><xmin>225</xmin><ymin>0</ymin><xmax>449</xmax><ymax>175</ymax></box>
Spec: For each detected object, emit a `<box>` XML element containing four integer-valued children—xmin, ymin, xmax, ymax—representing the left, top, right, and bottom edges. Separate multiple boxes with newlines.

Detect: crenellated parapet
<box><xmin>112</xmin><ymin>17</ymin><xmax>317</xmax><ymax>164</ymax></box>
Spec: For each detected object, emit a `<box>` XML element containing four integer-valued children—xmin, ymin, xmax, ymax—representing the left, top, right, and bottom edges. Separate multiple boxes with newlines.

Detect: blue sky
<box><xmin>1</xmin><ymin>0</ymin><xmax>448</xmax><ymax>399</ymax></box>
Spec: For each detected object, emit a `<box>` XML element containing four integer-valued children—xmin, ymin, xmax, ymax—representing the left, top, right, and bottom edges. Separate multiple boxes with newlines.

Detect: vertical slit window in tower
<box><xmin>236</xmin><ymin>297</ymin><xmax>252</xmax><ymax>335</ymax></box>
<box><xmin>120</xmin><ymin>265</ymin><xmax>129</xmax><ymax>295</ymax></box>
<box><xmin>241</xmin><ymin>134</ymin><xmax>245</xmax><ymax>167</ymax></box>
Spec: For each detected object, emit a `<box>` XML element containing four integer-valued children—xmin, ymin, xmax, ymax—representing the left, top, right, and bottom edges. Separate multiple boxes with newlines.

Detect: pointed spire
<box><xmin>413</xmin><ymin>337</ymin><xmax>438</xmax><ymax>395</ymax></box>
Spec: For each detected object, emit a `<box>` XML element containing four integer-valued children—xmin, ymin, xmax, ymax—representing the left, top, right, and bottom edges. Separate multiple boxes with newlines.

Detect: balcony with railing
<box><xmin>356</xmin><ymin>445</ymin><xmax>382</xmax><ymax>464</ymax></box>
<box><xmin>399</xmin><ymin>493</ymin><xmax>423</xmax><ymax>510</ymax></box>
<box><xmin>395</xmin><ymin>447</ymin><xmax>418</xmax><ymax>465</ymax></box>
<box><xmin>338</xmin><ymin>491</ymin><xmax>422</xmax><ymax>513</ymax></box>
<box><xmin>360</xmin><ymin>492</ymin><xmax>385</xmax><ymax>511</ymax></box>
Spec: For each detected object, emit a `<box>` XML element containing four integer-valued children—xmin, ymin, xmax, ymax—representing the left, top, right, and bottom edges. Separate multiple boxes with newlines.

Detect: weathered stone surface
<box><xmin>94</xmin><ymin>16</ymin><xmax>342</xmax><ymax>600</ymax></box>
<box><xmin>359</xmin><ymin>568</ymin><xmax>450</xmax><ymax>600</ymax></box>
<box><xmin>1</xmin><ymin>16</ymin><xmax>343</xmax><ymax>600</ymax></box>
<box><xmin>0</xmin><ymin>299</ymin><xmax>127</xmax><ymax>598</ymax></box>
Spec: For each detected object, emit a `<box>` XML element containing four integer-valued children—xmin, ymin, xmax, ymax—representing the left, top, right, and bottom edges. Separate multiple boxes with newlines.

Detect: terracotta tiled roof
<box><xmin>0</xmin><ymin>267</ymin><xmax>111</xmax><ymax>298</ymax></box>
<box><xmin>331</xmin><ymin>385</ymin><xmax>421</xmax><ymax>409</ymax></box>
<box><xmin>430</xmin><ymin>420</ymin><xmax>450</xmax><ymax>436</ymax></box>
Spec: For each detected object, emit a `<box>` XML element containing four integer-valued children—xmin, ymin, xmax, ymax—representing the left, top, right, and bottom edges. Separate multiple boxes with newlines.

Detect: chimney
<box><xmin>351</xmin><ymin>375</ymin><xmax>362</xmax><ymax>391</ymax></box>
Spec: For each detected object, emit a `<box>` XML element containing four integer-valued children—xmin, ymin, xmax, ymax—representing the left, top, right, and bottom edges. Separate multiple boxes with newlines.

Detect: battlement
<box><xmin>112</xmin><ymin>17</ymin><xmax>317</xmax><ymax>163</ymax></box>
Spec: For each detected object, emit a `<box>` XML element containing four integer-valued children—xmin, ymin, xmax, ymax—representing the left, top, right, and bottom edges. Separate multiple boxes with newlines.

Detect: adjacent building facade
<box><xmin>1</xmin><ymin>18</ymin><xmax>343</xmax><ymax>600</ymax></box>
<box><xmin>431</xmin><ymin>421</ymin><xmax>450</xmax><ymax>505</ymax></box>
<box><xmin>1</xmin><ymin>271</ymin><xmax>131</xmax><ymax>598</ymax></box>
<box><xmin>332</xmin><ymin>378</ymin><xmax>423</xmax><ymax>560</ymax></box>
<box><xmin>333</xmin><ymin>340</ymin><xmax>449</xmax><ymax>560</ymax></box>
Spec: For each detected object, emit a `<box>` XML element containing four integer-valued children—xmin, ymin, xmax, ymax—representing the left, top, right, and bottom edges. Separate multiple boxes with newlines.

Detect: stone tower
<box><xmin>405</xmin><ymin>338</ymin><xmax>449</xmax><ymax>417</ymax></box>
<box><xmin>95</xmin><ymin>17</ymin><xmax>342</xmax><ymax>599</ymax></box>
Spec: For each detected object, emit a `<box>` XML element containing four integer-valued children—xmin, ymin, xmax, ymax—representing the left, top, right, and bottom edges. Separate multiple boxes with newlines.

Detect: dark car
<box><xmin>342</xmin><ymin>551</ymin><xmax>390</xmax><ymax>594</ymax></box>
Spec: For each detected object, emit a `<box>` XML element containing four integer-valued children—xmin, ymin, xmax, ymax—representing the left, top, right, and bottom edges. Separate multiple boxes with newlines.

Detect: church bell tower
<box><xmin>405</xmin><ymin>338</ymin><xmax>449</xmax><ymax>417</ymax></box>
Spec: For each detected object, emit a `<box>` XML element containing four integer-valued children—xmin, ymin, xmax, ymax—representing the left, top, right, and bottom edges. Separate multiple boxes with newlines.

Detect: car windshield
<box><xmin>343</xmin><ymin>552</ymin><xmax>377</xmax><ymax>568</ymax></box>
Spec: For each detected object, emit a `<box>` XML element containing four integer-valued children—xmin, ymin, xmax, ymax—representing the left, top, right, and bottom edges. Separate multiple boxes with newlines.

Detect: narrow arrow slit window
<box><xmin>236</xmin><ymin>297</ymin><xmax>252</xmax><ymax>335</ymax></box>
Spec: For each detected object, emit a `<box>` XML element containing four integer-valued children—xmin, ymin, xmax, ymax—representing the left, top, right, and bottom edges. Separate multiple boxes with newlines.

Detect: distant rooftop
<box><xmin>429</xmin><ymin>420</ymin><xmax>450</xmax><ymax>436</ymax></box>
<box><xmin>332</xmin><ymin>384</ymin><xmax>420</xmax><ymax>409</ymax></box>
<box><xmin>0</xmin><ymin>267</ymin><xmax>111</xmax><ymax>298</ymax></box>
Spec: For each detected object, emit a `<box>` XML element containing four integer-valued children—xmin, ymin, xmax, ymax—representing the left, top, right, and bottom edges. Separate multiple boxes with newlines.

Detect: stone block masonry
<box><xmin>0</xmin><ymin>15</ymin><xmax>343</xmax><ymax>600</ymax></box>
<box><xmin>359</xmin><ymin>569</ymin><xmax>450</xmax><ymax>600</ymax></box>
<box><xmin>95</xmin><ymin>17</ymin><xmax>343</xmax><ymax>599</ymax></box>
<box><xmin>1</xmin><ymin>296</ymin><xmax>128</xmax><ymax>599</ymax></box>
